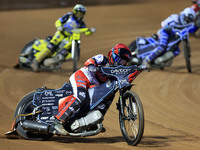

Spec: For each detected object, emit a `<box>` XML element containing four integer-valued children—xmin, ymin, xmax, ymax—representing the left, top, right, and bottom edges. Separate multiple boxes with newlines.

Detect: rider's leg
<box><xmin>95</xmin><ymin>94</ymin><xmax>115</xmax><ymax>116</ymax></box>
<box><xmin>143</xmin><ymin>29</ymin><xmax>169</xmax><ymax>67</ymax></box>
<box><xmin>173</xmin><ymin>47</ymin><xmax>180</xmax><ymax>56</ymax></box>
<box><xmin>31</xmin><ymin>31</ymin><xmax>64</xmax><ymax>71</ymax></box>
<box><xmin>31</xmin><ymin>43</ymin><xmax>56</xmax><ymax>71</ymax></box>
<box><xmin>63</xmin><ymin>38</ymin><xmax>72</xmax><ymax>60</ymax></box>
<box><xmin>56</xmin><ymin>36</ymin><xmax>72</xmax><ymax>61</ymax></box>
<box><xmin>51</xmin><ymin>70</ymin><xmax>89</xmax><ymax>135</ymax></box>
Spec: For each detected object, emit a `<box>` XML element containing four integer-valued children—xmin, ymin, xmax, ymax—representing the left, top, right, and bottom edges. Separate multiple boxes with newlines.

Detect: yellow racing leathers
<box><xmin>31</xmin><ymin>12</ymin><xmax>93</xmax><ymax>71</ymax></box>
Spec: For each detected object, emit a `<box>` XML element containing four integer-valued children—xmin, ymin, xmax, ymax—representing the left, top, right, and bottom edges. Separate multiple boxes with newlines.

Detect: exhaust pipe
<box><xmin>22</xmin><ymin>120</ymin><xmax>50</xmax><ymax>134</ymax></box>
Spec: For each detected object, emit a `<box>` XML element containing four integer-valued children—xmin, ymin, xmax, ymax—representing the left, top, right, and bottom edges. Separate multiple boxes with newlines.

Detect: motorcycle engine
<box><xmin>70</xmin><ymin>110</ymin><xmax>104</xmax><ymax>132</ymax></box>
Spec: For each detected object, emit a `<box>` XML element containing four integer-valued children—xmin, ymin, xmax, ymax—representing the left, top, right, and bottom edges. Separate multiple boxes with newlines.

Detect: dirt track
<box><xmin>0</xmin><ymin>0</ymin><xmax>200</xmax><ymax>149</ymax></box>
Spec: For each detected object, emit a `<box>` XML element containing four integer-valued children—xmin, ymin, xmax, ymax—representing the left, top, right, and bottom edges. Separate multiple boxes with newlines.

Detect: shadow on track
<box><xmin>2</xmin><ymin>134</ymin><xmax>199</xmax><ymax>148</ymax></box>
<box><xmin>49</xmin><ymin>135</ymin><xmax>191</xmax><ymax>147</ymax></box>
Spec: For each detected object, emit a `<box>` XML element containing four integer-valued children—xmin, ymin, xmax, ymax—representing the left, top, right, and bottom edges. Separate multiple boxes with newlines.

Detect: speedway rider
<box><xmin>49</xmin><ymin>43</ymin><xmax>139</xmax><ymax>135</ymax></box>
<box><xmin>142</xmin><ymin>7</ymin><xmax>196</xmax><ymax>67</ymax></box>
<box><xmin>190</xmin><ymin>0</ymin><xmax>200</xmax><ymax>33</ymax></box>
<box><xmin>31</xmin><ymin>4</ymin><xmax>95</xmax><ymax>71</ymax></box>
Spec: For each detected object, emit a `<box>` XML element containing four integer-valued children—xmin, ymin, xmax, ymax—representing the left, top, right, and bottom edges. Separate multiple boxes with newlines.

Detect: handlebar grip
<box><xmin>90</xmin><ymin>28</ymin><xmax>96</xmax><ymax>33</ymax></box>
<box><xmin>137</xmin><ymin>65</ymin><xmax>148</xmax><ymax>71</ymax></box>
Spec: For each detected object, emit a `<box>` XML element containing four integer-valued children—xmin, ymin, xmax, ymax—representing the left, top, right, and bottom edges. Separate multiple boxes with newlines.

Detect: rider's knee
<box><xmin>159</xmin><ymin>44</ymin><xmax>167</xmax><ymax>52</ymax></box>
<box><xmin>76</xmin><ymin>87</ymin><xmax>88</xmax><ymax>103</ymax></box>
<box><xmin>63</xmin><ymin>41</ymin><xmax>72</xmax><ymax>50</ymax></box>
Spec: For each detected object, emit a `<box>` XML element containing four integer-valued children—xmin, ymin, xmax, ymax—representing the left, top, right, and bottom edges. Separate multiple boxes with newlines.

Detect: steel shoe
<box><xmin>50</xmin><ymin>119</ymin><xmax>68</xmax><ymax>135</ymax></box>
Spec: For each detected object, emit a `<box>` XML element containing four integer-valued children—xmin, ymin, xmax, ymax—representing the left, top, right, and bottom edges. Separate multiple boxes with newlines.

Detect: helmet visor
<box><xmin>118</xmin><ymin>48</ymin><xmax>131</xmax><ymax>62</ymax></box>
<box><xmin>75</xmin><ymin>11</ymin><xmax>85</xmax><ymax>19</ymax></box>
<box><xmin>185</xmin><ymin>14</ymin><xmax>194</xmax><ymax>23</ymax></box>
<box><xmin>114</xmin><ymin>55</ymin><xmax>128</xmax><ymax>66</ymax></box>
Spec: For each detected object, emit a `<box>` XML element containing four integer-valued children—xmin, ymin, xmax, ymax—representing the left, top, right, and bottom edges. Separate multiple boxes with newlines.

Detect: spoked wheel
<box><xmin>17</xmin><ymin>40</ymin><xmax>36</xmax><ymax>70</ymax></box>
<box><xmin>182</xmin><ymin>40</ymin><xmax>192</xmax><ymax>73</ymax></box>
<box><xmin>119</xmin><ymin>91</ymin><xmax>144</xmax><ymax>146</ymax></box>
<box><xmin>14</xmin><ymin>92</ymin><xmax>53</xmax><ymax>140</ymax></box>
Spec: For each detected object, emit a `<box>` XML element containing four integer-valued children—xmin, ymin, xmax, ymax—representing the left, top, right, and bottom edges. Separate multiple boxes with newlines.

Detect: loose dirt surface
<box><xmin>0</xmin><ymin>0</ymin><xmax>200</xmax><ymax>149</ymax></box>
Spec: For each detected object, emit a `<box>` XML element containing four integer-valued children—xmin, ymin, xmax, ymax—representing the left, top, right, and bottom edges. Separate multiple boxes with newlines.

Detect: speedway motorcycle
<box><xmin>128</xmin><ymin>23</ymin><xmax>194</xmax><ymax>73</ymax></box>
<box><xmin>15</xmin><ymin>28</ymin><xmax>95</xmax><ymax>72</ymax></box>
<box><xmin>5</xmin><ymin>65</ymin><xmax>147</xmax><ymax>146</ymax></box>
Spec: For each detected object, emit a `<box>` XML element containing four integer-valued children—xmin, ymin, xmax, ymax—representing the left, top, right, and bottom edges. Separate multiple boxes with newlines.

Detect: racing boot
<box><xmin>50</xmin><ymin>118</ymin><xmax>68</xmax><ymax>135</ymax></box>
<box><xmin>31</xmin><ymin>47</ymin><xmax>52</xmax><ymax>72</ymax></box>
<box><xmin>31</xmin><ymin>59</ymin><xmax>39</xmax><ymax>72</ymax></box>
<box><xmin>57</xmin><ymin>48</ymin><xmax>71</xmax><ymax>61</ymax></box>
<box><xmin>142</xmin><ymin>57</ymin><xmax>151</xmax><ymax>68</ymax></box>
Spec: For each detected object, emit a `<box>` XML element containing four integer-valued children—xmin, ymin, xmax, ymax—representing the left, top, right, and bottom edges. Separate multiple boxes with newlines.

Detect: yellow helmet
<box><xmin>73</xmin><ymin>4</ymin><xmax>86</xmax><ymax>21</ymax></box>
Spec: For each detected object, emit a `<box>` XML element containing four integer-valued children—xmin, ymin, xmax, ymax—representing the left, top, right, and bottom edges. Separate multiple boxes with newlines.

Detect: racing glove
<box><xmin>85</xmin><ymin>28</ymin><xmax>96</xmax><ymax>36</ymax></box>
<box><xmin>88</xmin><ymin>65</ymin><xmax>97</xmax><ymax>72</ymax></box>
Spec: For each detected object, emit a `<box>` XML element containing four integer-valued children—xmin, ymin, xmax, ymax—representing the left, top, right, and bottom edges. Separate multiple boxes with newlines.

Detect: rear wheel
<box><xmin>14</xmin><ymin>92</ymin><xmax>53</xmax><ymax>140</ymax></box>
<box><xmin>119</xmin><ymin>91</ymin><xmax>144</xmax><ymax>146</ymax></box>
<box><xmin>18</xmin><ymin>40</ymin><xmax>36</xmax><ymax>70</ymax></box>
<box><xmin>182</xmin><ymin>40</ymin><xmax>192</xmax><ymax>73</ymax></box>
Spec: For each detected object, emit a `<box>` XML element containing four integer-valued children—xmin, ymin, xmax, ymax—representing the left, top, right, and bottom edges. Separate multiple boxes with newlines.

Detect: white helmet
<box><xmin>179</xmin><ymin>7</ymin><xmax>195</xmax><ymax>25</ymax></box>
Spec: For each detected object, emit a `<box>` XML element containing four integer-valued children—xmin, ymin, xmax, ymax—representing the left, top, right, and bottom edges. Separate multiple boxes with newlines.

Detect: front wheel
<box><xmin>119</xmin><ymin>91</ymin><xmax>144</xmax><ymax>146</ymax></box>
<box><xmin>182</xmin><ymin>40</ymin><xmax>192</xmax><ymax>73</ymax></box>
<box><xmin>72</xmin><ymin>41</ymin><xmax>80</xmax><ymax>72</ymax></box>
<box><xmin>14</xmin><ymin>92</ymin><xmax>53</xmax><ymax>140</ymax></box>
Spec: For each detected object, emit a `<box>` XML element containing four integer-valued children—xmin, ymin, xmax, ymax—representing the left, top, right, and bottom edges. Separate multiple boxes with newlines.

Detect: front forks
<box><xmin>117</xmin><ymin>90</ymin><xmax>137</xmax><ymax>121</ymax></box>
<box><xmin>117</xmin><ymin>89</ymin><xmax>126</xmax><ymax>119</ymax></box>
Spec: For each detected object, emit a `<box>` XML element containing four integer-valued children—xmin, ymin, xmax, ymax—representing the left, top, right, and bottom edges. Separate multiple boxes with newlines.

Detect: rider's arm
<box><xmin>84</xmin><ymin>54</ymin><xmax>107</xmax><ymax>72</ymax></box>
<box><xmin>161</xmin><ymin>14</ymin><xmax>182</xmax><ymax>34</ymax></box>
<box><xmin>85</xmin><ymin>29</ymin><xmax>93</xmax><ymax>36</ymax></box>
<box><xmin>128</xmin><ymin>70</ymin><xmax>141</xmax><ymax>83</ymax></box>
<box><xmin>92</xmin><ymin>54</ymin><xmax>108</xmax><ymax>66</ymax></box>
<box><xmin>189</xmin><ymin>25</ymin><xmax>199</xmax><ymax>33</ymax></box>
<box><xmin>91</xmin><ymin>54</ymin><xmax>109</xmax><ymax>83</ymax></box>
<box><xmin>79</xmin><ymin>21</ymin><xmax>95</xmax><ymax>36</ymax></box>
<box><xmin>161</xmin><ymin>14</ymin><xmax>179</xmax><ymax>28</ymax></box>
<box><xmin>55</xmin><ymin>13</ymin><xmax>71</xmax><ymax>31</ymax></box>
<box><xmin>55</xmin><ymin>19</ymin><xmax>62</xmax><ymax>30</ymax></box>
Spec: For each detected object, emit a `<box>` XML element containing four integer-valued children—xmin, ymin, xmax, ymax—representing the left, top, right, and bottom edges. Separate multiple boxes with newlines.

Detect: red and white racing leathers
<box><xmin>55</xmin><ymin>54</ymin><xmax>140</xmax><ymax>122</ymax></box>
<box><xmin>55</xmin><ymin>54</ymin><xmax>108</xmax><ymax>122</ymax></box>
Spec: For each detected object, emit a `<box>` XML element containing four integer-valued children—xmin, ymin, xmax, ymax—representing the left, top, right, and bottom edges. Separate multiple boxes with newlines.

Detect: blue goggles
<box><xmin>112</xmin><ymin>48</ymin><xmax>128</xmax><ymax>66</ymax></box>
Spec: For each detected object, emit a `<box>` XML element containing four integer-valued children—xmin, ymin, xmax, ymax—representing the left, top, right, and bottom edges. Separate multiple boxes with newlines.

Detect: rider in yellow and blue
<box><xmin>31</xmin><ymin>4</ymin><xmax>94</xmax><ymax>71</ymax></box>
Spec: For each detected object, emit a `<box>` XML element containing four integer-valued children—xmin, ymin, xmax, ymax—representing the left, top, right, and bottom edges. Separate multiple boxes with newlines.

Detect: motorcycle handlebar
<box><xmin>97</xmin><ymin>64</ymin><xmax>149</xmax><ymax>73</ymax></box>
<box><xmin>63</xmin><ymin>28</ymin><xmax>96</xmax><ymax>34</ymax></box>
<box><xmin>136</xmin><ymin>65</ymin><xmax>148</xmax><ymax>71</ymax></box>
